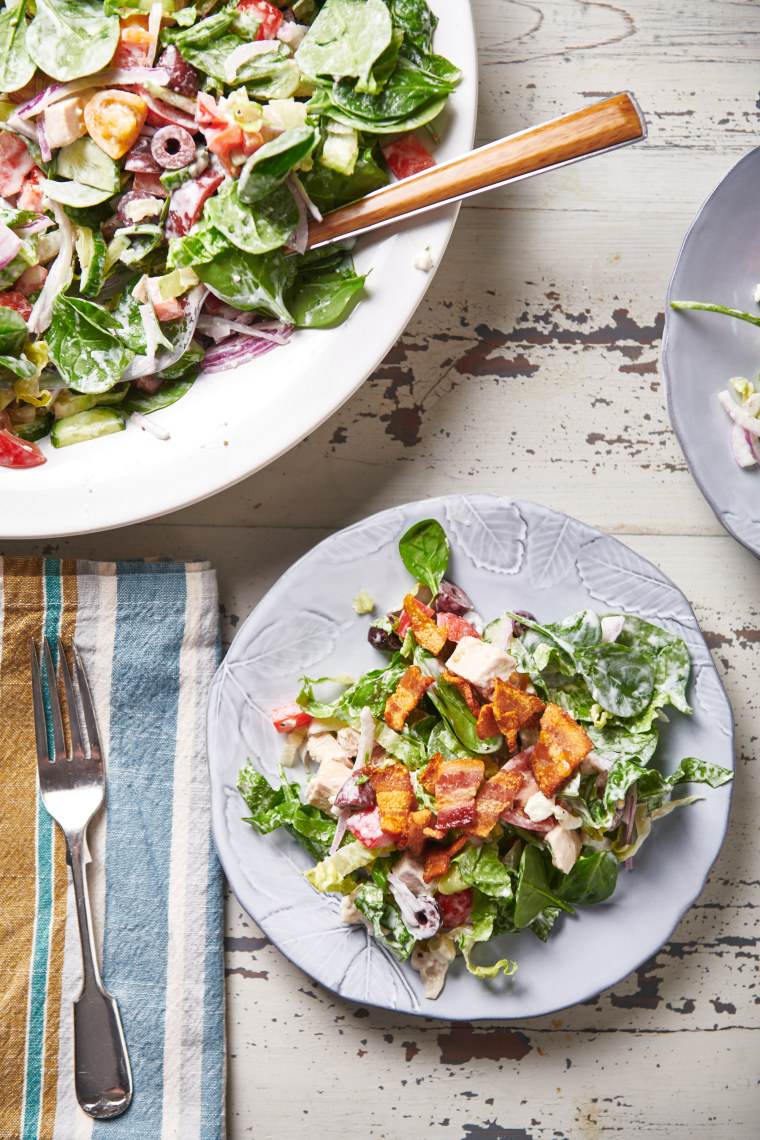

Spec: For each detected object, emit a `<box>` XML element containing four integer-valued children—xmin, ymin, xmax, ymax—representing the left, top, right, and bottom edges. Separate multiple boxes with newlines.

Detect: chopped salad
<box><xmin>670</xmin><ymin>296</ymin><xmax>760</xmax><ymax>469</ymax></box>
<box><xmin>0</xmin><ymin>0</ymin><xmax>459</xmax><ymax>468</ymax></box>
<box><xmin>238</xmin><ymin>519</ymin><xmax>732</xmax><ymax>999</ymax></box>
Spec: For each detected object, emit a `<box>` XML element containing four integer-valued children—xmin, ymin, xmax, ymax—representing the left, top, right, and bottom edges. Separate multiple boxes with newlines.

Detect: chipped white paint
<box><xmin>5</xmin><ymin>1</ymin><xmax>760</xmax><ymax>1136</ymax></box>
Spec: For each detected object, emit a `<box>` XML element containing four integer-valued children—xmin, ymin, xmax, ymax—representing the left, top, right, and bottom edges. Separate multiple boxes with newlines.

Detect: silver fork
<box><xmin>30</xmin><ymin>637</ymin><xmax>133</xmax><ymax>1120</ymax></box>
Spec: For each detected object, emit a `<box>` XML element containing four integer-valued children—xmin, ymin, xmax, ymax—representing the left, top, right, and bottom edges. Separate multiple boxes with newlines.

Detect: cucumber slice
<box><xmin>52</xmin><ymin>390</ymin><xmax>97</xmax><ymax>418</ymax></box>
<box><xmin>41</xmin><ymin>179</ymin><xmax>115</xmax><ymax>207</ymax></box>
<box><xmin>483</xmin><ymin>615</ymin><xmax>514</xmax><ymax>651</ymax></box>
<box><xmin>75</xmin><ymin>226</ymin><xmax>108</xmax><ymax>298</ymax></box>
<box><xmin>13</xmin><ymin>414</ymin><xmax>52</xmax><ymax>443</ymax></box>
<box><xmin>54</xmin><ymin>137</ymin><xmax>121</xmax><ymax>193</ymax></box>
<box><xmin>51</xmin><ymin>408</ymin><xmax>125</xmax><ymax>448</ymax></box>
<box><xmin>96</xmin><ymin>383</ymin><xmax>129</xmax><ymax>407</ymax></box>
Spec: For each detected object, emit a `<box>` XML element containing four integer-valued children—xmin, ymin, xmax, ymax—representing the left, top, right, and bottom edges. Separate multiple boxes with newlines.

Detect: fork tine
<box><xmin>43</xmin><ymin>637</ymin><xmax>67</xmax><ymax>763</ymax></box>
<box><xmin>71</xmin><ymin>641</ymin><xmax>102</xmax><ymax>763</ymax></box>
<box><xmin>57</xmin><ymin>637</ymin><xmax>85</xmax><ymax>762</ymax></box>
<box><xmin>30</xmin><ymin>640</ymin><xmax>51</xmax><ymax>768</ymax></box>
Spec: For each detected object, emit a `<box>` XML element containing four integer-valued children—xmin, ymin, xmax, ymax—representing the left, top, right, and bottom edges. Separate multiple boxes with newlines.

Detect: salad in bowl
<box><xmin>0</xmin><ymin>0</ymin><xmax>459</xmax><ymax>469</ymax></box>
<box><xmin>238</xmin><ymin>519</ymin><xmax>732</xmax><ymax>999</ymax></box>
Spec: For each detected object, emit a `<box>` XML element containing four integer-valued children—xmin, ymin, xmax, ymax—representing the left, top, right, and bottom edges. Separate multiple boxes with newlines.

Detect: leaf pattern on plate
<box><xmin>445</xmin><ymin>496</ymin><xmax>526</xmax><ymax>574</ymax></box>
<box><xmin>524</xmin><ymin>509</ymin><xmax>584</xmax><ymax>589</ymax></box>
<box><xmin>577</xmin><ymin>534</ymin><xmax>693</xmax><ymax>624</ymax></box>
<box><xmin>320</xmin><ymin>508</ymin><xmax>405</xmax><ymax>563</ymax></box>
<box><xmin>691</xmin><ymin>664</ymin><xmax>733</xmax><ymax>735</ymax></box>
<box><xmin>232</xmin><ymin>608</ymin><xmax>339</xmax><ymax>678</ymax></box>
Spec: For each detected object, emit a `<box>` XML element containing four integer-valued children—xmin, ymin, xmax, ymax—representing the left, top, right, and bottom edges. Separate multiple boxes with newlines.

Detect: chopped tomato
<box><xmin>436</xmin><ymin>612</ymin><xmax>481</xmax><ymax>642</ymax></box>
<box><xmin>111</xmin><ymin>22</ymin><xmax>152</xmax><ymax>68</ymax></box>
<box><xmin>0</xmin><ymin>291</ymin><xmax>32</xmax><ymax>319</ymax></box>
<box><xmin>271</xmin><ymin>700</ymin><xmax>312</xmax><ymax>733</ymax></box>
<box><xmin>0</xmin><ymin>429</ymin><xmax>46</xmax><ymax>468</ymax></box>
<box><xmin>145</xmin><ymin>279</ymin><xmax>185</xmax><ymax>322</ymax></box>
<box><xmin>84</xmin><ymin>90</ymin><xmax>148</xmax><ymax>160</ymax></box>
<box><xmin>238</xmin><ymin>0</ymin><xmax>284</xmax><ymax>39</ymax></box>
<box><xmin>132</xmin><ymin>171</ymin><xmax>168</xmax><ymax>198</ymax></box>
<box><xmin>195</xmin><ymin>92</ymin><xmax>226</xmax><ymax>128</ymax></box>
<box><xmin>16</xmin><ymin>167</ymin><xmax>44</xmax><ymax>214</ymax></box>
<box><xmin>203</xmin><ymin>121</ymin><xmax>245</xmax><ymax>175</ymax></box>
<box><xmin>435</xmin><ymin>888</ymin><xmax>472</xmax><ymax>928</ymax></box>
<box><xmin>346</xmin><ymin>806</ymin><xmax>396</xmax><ymax>849</ymax></box>
<box><xmin>0</xmin><ymin>131</ymin><xmax>34</xmax><ymax>197</ymax></box>
<box><xmin>381</xmin><ymin>134</ymin><xmax>435</xmax><ymax>180</ymax></box>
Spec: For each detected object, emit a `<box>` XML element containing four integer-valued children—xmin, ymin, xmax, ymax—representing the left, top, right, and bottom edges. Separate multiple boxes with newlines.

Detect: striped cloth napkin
<box><xmin>0</xmin><ymin>557</ymin><xmax>225</xmax><ymax>1140</ymax></box>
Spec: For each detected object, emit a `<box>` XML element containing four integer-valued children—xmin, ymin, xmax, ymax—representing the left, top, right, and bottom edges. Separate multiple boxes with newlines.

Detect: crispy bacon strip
<box><xmin>491</xmin><ymin>677</ymin><xmax>545</xmax><ymax>752</ymax></box>
<box><xmin>423</xmin><ymin>835</ymin><xmax>467</xmax><ymax>883</ymax></box>
<box><xmin>466</xmin><ymin>768</ymin><xmax>523</xmax><ymax>838</ymax></box>
<box><xmin>403</xmin><ymin>594</ymin><xmax>447</xmax><ymax>655</ymax></box>
<box><xmin>530</xmin><ymin>702</ymin><xmax>593</xmax><ymax>797</ymax></box>
<box><xmin>476</xmin><ymin>702</ymin><xmax>500</xmax><ymax>741</ymax></box>
<box><xmin>434</xmin><ymin>757</ymin><xmax>484</xmax><ymax>831</ymax></box>
<box><xmin>368</xmin><ymin>763</ymin><xmax>417</xmax><ymax>837</ymax></box>
<box><xmin>398</xmin><ymin>808</ymin><xmax>435</xmax><ymax>857</ymax></box>
<box><xmin>441</xmin><ymin>668</ymin><xmax>481</xmax><ymax>717</ymax></box>
<box><xmin>384</xmin><ymin>664</ymin><xmax>434</xmax><ymax>731</ymax></box>
<box><xmin>420</xmin><ymin>751</ymin><xmax>446</xmax><ymax>794</ymax></box>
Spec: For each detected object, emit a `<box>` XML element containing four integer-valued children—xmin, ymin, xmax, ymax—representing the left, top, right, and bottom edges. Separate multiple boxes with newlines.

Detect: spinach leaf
<box><xmin>586</xmin><ymin>719</ymin><xmax>659</xmax><ymax>765</ymax></box>
<box><xmin>47</xmin><ymin>295</ymin><xmax>132</xmax><ymax>394</ymax></box>
<box><xmin>576</xmin><ymin>643</ymin><xmax>655</xmax><ymax>719</ymax></box>
<box><xmin>167</xmin><ymin>218</ymin><xmax>231</xmax><ymax>270</ymax></box>
<box><xmin>398</xmin><ymin>518</ymin><xmax>449</xmax><ymax>595</ymax></box>
<box><xmin>513</xmin><ymin>844</ymin><xmax>573</xmax><ymax>930</ymax></box>
<box><xmin>298</xmin><ymin>654</ymin><xmax>409</xmax><ymax>723</ymax></box>
<box><xmin>427</xmin><ymin>672</ymin><xmax>501</xmax><ymax>755</ymax></box>
<box><xmin>327</xmin><ymin>54</ymin><xmax>458</xmax><ymax>130</ymax></box>
<box><xmin>301</xmin><ymin>146</ymin><xmax>388</xmax><ymax>213</ymax></box>
<box><xmin>0</xmin><ymin>305</ymin><xmax>28</xmax><ymax>356</ymax></box>
<box><xmin>238</xmin><ymin>127</ymin><xmax>319</xmax><ymax>204</ymax></box>
<box><xmin>530</xmin><ymin>906</ymin><xmax>561</xmax><ymax>942</ymax></box>
<box><xmin>426</xmin><ymin>719</ymin><xmax>481</xmax><ymax>762</ymax></box>
<box><xmin>122</xmin><ymin>374</ymin><xmax>196</xmax><ymax>415</ymax></box>
<box><xmin>354</xmin><ymin>882</ymin><xmax>415</xmax><ymax>961</ymax></box>
<box><xmin>668</xmin><ymin>757</ymin><xmax>733</xmax><ymax>789</ymax></box>
<box><xmin>557</xmin><ymin>851</ymin><xmax>618</xmax><ymax>906</ymax></box>
<box><xmin>390</xmin><ymin>0</ymin><xmax>438</xmax><ymax>54</ymax></box>
<box><xmin>204</xmin><ymin>180</ymin><xmax>299</xmax><ymax>255</ymax></box>
<box><xmin>238</xmin><ymin>763</ymin><xmax>336</xmax><ymax>861</ymax></box>
<box><xmin>0</xmin><ymin>352</ymin><xmax>35</xmax><ymax>380</ymax></box>
<box><xmin>27</xmin><ymin>0</ymin><xmax>120</xmax><ymax>82</ymax></box>
<box><xmin>0</xmin><ymin>0</ymin><xmax>35</xmax><ymax>93</ymax></box>
<box><xmin>295</xmin><ymin>0</ymin><xmax>393</xmax><ymax>94</ymax></box>
<box><xmin>110</xmin><ymin>286</ymin><xmax>148</xmax><ymax>354</ymax></box>
<box><xmin>455</xmin><ymin>845</ymin><xmax>515</xmax><ymax>901</ymax></box>
<box><xmin>163</xmin><ymin>11</ymin><xmax>295</xmax><ymax>89</ymax></box>
<box><xmin>196</xmin><ymin>247</ymin><xmax>295</xmax><ymax>322</ymax></box>
<box><xmin>286</xmin><ymin>247</ymin><xmax>366</xmax><ymax>328</ymax></box>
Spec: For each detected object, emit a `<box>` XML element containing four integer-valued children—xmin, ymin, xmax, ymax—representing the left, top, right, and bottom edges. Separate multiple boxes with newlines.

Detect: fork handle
<box><xmin>68</xmin><ymin>830</ymin><xmax>133</xmax><ymax>1119</ymax></box>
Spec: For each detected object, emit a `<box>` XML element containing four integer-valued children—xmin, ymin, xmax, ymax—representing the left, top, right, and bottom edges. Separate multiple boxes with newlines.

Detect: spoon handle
<box><xmin>306</xmin><ymin>92</ymin><xmax>646</xmax><ymax>249</ymax></box>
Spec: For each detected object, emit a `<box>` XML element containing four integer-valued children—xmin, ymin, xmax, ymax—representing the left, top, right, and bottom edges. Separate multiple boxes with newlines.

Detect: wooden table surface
<box><xmin>9</xmin><ymin>1</ymin><xmax>760</xmax><ymax>1135</ymax></box>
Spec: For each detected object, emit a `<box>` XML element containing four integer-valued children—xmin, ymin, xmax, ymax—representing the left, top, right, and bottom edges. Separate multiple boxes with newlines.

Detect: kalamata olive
<box><xmin>334</xmin><ymin>770</ymin><xmax>376</xmax><ymax>810</ymax></box>
<box><xmin>367</xmin><ymin>624</ymin><xmax>401</xmax><ymax>651</ymax></box>
<box><xmin>151</xmin><ymin>125</ymin><xmax>196</xmax><ymax>170</ymax></box>
<box><xmin>512</xmin><ymin>610</ymin><xmax>536</xmax><ymax>637</ymax></box>
<box><xmin>124</xmin><ymin>135</ymin><xmax>162</xmax><ymax>173</ymax></box>
<box><xmin>157</xmin><ymin>45</ymin><xmax>200</xmax><ymax>97</ymax></box>
<box><xmin>433</xmin><ymin>578</ymin><xmax>473</xmax><ymax>617</ymax></box>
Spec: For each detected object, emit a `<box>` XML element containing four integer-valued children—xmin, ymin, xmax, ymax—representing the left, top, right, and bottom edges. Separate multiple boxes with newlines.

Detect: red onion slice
<box><xmin>17</xmin><ymin>68</ymin><xmax>170</xmax><ymax>119</ymax></box>
<box><xmin>201</xmin><ymin>334</ymin><xmax>281</xmax><ymax>373</ymax></box>
<box><xmin>0</xmin><ymin>224</ymin><xmax>22</xmax><ymax>270</ymax></box>
<box><xmin>718</xmin><ymin>389</ymin><xmax>760</xmax><ymax>436</ymax></box>
<box><xmin>730</xmin><ymin>422</ymin><xmax>758</xmax><ymax>468</ymax></box>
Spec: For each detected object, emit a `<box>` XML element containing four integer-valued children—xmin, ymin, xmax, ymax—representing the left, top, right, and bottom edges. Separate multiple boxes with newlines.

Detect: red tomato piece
<box><xmin>145</xmin><ymin>279</ymin><xmax>185</xmax><ymax>322</ymax></box>
<box><xmin>0</xmin><ymin>130</ymin><xmax>35</xmax><ymax>197</ymax></box>
<box><xmin>203</xmin><ymin>121</ymin><xmax>245</xmax><ymax>175</ymax></box>
<box><xmin>436</xmin><ymin>888</ymin><xmax>472</xmax><ymax>929</ymax></box>
<box><xmin>381</xmin><ymin>134</ymin><xmax>435</xmax><ymax>180</ymax></box>
<box><xmin>111</xmin><ymin>23</ymin><xmax>152</xmax><ymax>68</ymax></box>
<box><xmin>0</xmin><ymin>291</ymin><xmax>32</xmax><ymax>319</ymax></box>
<box><xmin>346</xmin><ymin>806</ymin><xmax>396</xmax><ymax>849</ymax></box>
<box><xmin>238</xmin><ymin>0</ymin><xmax>284</xmax><ymax>39</ymax></box>
<box><xmin>436</xmin><ymin>612</ymin><xmax>481</xmax><ymax>642</ymax></box>
<box><xmin>131</xmin><ymin>171</ymin><xmax>168</xmax><ymax>198</ymax></box>
<box><xmin>0</xmin><ymin>429</ymin><xmax>46</xmax><ymax>468</ymax></box>
<box><xmin>271</xmin><ymin>700</ymin><xmax>312</xmax><ymax>733</ymax></box>
<box><xmin>16</xmin><ymin>264</ymin><xmax>47</xmax><ymax>298</ymax></box>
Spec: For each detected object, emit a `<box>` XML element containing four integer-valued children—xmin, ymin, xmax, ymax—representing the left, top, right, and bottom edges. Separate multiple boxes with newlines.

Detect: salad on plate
<box><xmin>238</xmin><ymin>519</ymin><xmax>732</xmax><ymax>999</ymax></box>
<box><xmin>0</xmin><ymin>0</ymin><xmax>459</xmax><ymax>468</ymax></box>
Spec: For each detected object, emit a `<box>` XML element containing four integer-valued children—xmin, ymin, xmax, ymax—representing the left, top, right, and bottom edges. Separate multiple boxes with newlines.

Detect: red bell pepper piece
<box><xmin>271</xmin><ymin>700</ymin><xmax>312</xmax><ymax>734</ymax></box>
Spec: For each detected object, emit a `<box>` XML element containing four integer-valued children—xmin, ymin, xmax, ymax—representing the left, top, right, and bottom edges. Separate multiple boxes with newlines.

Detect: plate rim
<box><xmin>207</xmin><ymin>492</ymin><xmax>735</xmax><ymax>1021</ymax></box>
<box><xmin>663</xmin><ymin>143</ymin><xmax>760</xmax><ymax>560</ymax></box>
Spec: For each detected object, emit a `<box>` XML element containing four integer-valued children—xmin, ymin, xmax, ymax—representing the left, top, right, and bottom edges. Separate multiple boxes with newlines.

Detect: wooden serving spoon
<box><xmin>306</xmin><ymin>92</ymin><xmax>646</xmax><ymax>249</ymax></box>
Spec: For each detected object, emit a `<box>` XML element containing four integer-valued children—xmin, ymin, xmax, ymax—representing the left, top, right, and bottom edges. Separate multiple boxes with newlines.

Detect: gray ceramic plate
<box><xmin>664</xmin><ymin>146</ymin><xmax>760</xmax><ymax>558</ymax></box>
<box><xmin>207</xmin><ymin>495</ymin><xmax>734</xmax><ymax>1019</ymax></box>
